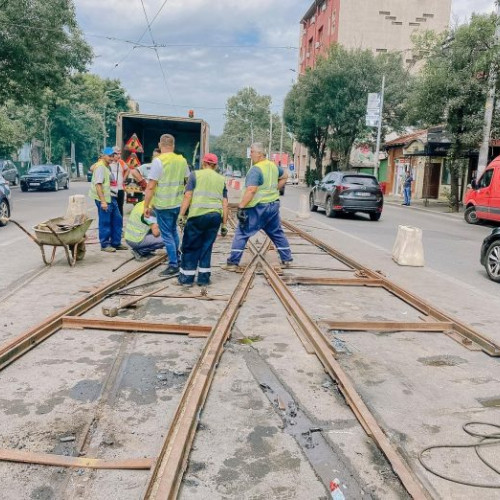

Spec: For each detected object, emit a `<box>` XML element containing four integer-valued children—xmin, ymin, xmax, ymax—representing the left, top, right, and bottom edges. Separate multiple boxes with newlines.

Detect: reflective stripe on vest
<box><xmin>88</xmin><ymin>161</ymin><xmax>111</xmax><ymax>202</ymax></box>
<box><xmin>245</xmin><ymin>159</ymin><xmax>279</xmax><ymax>208</ymax></box>
<box><xmin>188</xmin><ymin>169</ymin><xmax>225</xmax><ymax>219</ymax></box>
<box><xmin>125</xmin><ymin>201</ymin><xmax>149</xmax><ymax>243</ymax></box>
<box><xmin>152</xmin><ymin>152</ymin><xmax>188</xmax><ymax>209</ymax></box>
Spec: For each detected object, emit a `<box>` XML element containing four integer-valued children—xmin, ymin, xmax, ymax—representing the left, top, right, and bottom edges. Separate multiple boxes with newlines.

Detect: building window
<box><xmin>321</xmin><ymin>1</ymin><xmax>327</xmax><ymax>12</ymax></box>
<box><xmin>307</xmin><ymin>37</ymin><xmax>313</xmax><ymax>57</ymax></box>
<box><xmin>318</xmin><ymin>26</ymin><xmax>324</xmax><ymax>45</ymax></box>
<box><xmin>392</xmin><ymin>21</ymin><xmax>403</xmax><ymax>25</ymax></box>
<box><xmin>416</xmin><ymin>17</ymin><xmax>426</xmax><ymax>22</ymax></box>
<box><xmin>423</xmin><ymin>13</ymin><xmax>434</xmax><ymax>18</ymax></box>
<box><xmin>409</xmin><ymin>22</ymin><xmax>420</xmax><ymax>26</ymax></box>
<box><xmin>385</xmin><ymin>16</ymin><xmax>396</xmax><ymax>20</ymax></box>
<box><xmin>311</xmin><ymin>14</ymin><xmax>316</xmax><ymax>24</ymax></box>
<box><xmin>376</xmin><ymin>48</ymin><xmax>388</xmax><ymax>53</ymax></box>
<box><xmin>379</xmin><ymin>11</ymin><xmax>390</xmax><ymax>15</ymax></box>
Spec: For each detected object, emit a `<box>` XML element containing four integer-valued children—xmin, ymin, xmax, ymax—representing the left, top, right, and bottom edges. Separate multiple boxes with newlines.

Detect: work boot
<box><xmin>131</xmin><ymin>249</ymin><xmax>147</xmax><ymax>262</ymax></box>
<box><xmin>281</xmin><ymin>260</ymin><xmax>293</xmax><ymax>269</ymax></box>
<box><xmin>221</xmin><ymin>263</ymin><xmax>239</xmax><ymax>272</ymax></box>
<box><xmin>114</xmin><ymin>244</ymin><xmax>129</xmax><ymax>250</ymax></box>
<box><xmin>159</xmin><ymin>266</ymin><xmax>179</xmax><ymax>277</ymax></box>
<box><xmin>101</xmin><ymin>246</ymin><xmax>116</xmax><ymax>253</ymax></box>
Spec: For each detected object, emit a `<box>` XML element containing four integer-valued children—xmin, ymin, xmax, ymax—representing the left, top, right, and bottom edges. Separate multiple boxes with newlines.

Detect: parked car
<box><xmin>480</xmin><ymin>228</ymin><xmax>500</xmax><ymax>282</ymax></box>
<box><xmin>464</xmin><ymin>156</ymin><xmax>500</xmax><ymax>224</ymax></box>
<box><xmin>0</xmin><ymin>159</ymin><xmax>19</xmax><ymax>186</ymax></box>
<box><xmin>0</xmin><ymin>173</ymin><xmax>12</xmax><ymax>226</ymax></box>
<box><xmin>287</xmin><ymin>172</ymin><xmax>299</xmax><ymax>185</ymax></box>
<box><xmin>309</xmin><ymin>172</ymin><xmax>383</xmax><ymax>221</ymax></box>
<box><xmin>20</xmin><ymin>164</ymin><xmax>69</xmax><ymax>192</ymax></box>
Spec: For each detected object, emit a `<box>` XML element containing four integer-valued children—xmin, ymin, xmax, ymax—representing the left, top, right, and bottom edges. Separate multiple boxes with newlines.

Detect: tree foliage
<box><xmin>406</xmin><ymin>13</ymin><xmax>500</xmax><ymax>211</ymax></box>
<box><xmin>215</xmin><ymin>87</ymin><xmax>291</xmax><ymax>173</ymax></box>
<box><xmin>284</xmin><ymin>45</ymin><xmax>409</xmax><ymax>177</ymax></box>
<box><xmin>0</xmin><ymin>0</ymin><xmax>92</xmax><ymax>106</ymax></box>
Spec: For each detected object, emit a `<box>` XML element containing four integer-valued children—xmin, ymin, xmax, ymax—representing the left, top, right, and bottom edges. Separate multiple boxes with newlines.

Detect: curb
<box><xmin>384</xmin><ymin>200</ymin><xmax>463</xmax><ymax>219</ymax></box>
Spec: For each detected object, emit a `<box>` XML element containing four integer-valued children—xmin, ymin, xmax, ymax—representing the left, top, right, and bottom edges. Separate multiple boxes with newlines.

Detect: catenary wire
<box><xmin>138</xmin><ymin>0</ymin><xmax>173</xmax><ymax>103</ymax></box>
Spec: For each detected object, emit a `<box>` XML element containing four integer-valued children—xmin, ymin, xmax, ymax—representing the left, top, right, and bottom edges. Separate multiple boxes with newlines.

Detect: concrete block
<box><xmin>66</xmin><ymin>195</ymin><xmax>88</xmax><ymax>220</ymax></box>
<box><xmin>392</xmin><ymin>225</ymin><xmax>424</xmax><ymax>267</ymax></box>
<box><xmin>297</xmin><ymin>193</ymin><xmax>311</xmax><ymax>219</ymax></box>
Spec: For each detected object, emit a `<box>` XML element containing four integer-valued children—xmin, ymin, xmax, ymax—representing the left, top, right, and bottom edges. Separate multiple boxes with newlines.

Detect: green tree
<box><xmin>0</xmin><ymin>0</ymin><xmax>92</xmax><ymax>106</ymax></box>
<box><xmin>217</xmin><ymin>87</ymin><xmax>290</xmax><ymax>174</ymax></box>
<box><xmin>406</xmin><ymin>14</ymin><xmax>500</xmax><ymax>211</ymax></box>
<box><xmin>0</xmin><ymin>104</ymin><xmax>24</xmax><ymax>157</ymax></box>
<box><xmin>284</xmin><ymin>45</ymin><xmax>409</xmax><ymax>177</ymax></box>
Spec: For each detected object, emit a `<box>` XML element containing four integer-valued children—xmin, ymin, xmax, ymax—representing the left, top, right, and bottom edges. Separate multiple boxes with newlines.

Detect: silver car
<box><xmin>0</xmin><ymin>173</ymin><xmax>12</xmax><ymax>226</ymax></box>
<box><xmin>0</xmin><ymin>159</ymin><xmax>19</xmax><ymax>186</ymax></box>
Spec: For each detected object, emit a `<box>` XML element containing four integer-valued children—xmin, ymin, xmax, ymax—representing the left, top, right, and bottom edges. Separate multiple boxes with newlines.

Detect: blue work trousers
<box><xmin>95</xmin><ymin>198</ymin><xmax>122</xmax><ymax>249</ymax></box>
<box><xmin>126</xmin><ymin>233</ymin><xmax>164</xmax><ymax>256</ymax></box>
<box><xmin>227</xmin><ymin>201</ymin><xmax>292</xmax><ymax>265</ymax></box>
<box><xmin>179</xmin><ymin>212</ymin><xmax>221</xmax><ymax>285</ymax></box>
<box><xmin>156</xmin><ymin>207</ymin><xmax>180</xmax><ymax>267</ymax></box>
<box><xmin>404</xmin><ymin>186</ymin><xmax>411</xmax><ymax>205</ymax></box>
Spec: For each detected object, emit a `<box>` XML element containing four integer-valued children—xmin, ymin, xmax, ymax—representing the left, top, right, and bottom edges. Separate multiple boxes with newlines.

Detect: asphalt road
<box><xmin>0</xmin><ymin>181</ymin><xmax>92</xmax><ymax>298</ymax></box>
<box><xmin>280</xmin><ymin>185</ymin><xmax>499</xmax><ymax>295</ymax></box>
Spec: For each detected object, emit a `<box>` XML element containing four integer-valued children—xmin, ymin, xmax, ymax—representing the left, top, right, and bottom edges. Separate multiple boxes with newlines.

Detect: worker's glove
<box><xmin>220</xmin><ymin>224</ymin><xmax>228</xmax><ymax>237</ymax></box>
<box><xmin>178</xmin><ymin>215</ymin><xmax>187</xmax><ymax>229</ymax></box>
<box><xmin>138</xmin><ymin>179</ymin><xmax>148</xmax><ymax>190</ymax></box>
<box><xmin>236</xmin><ymin>208</ymin><xmax>248</xmax><ymax>226</ymax></box>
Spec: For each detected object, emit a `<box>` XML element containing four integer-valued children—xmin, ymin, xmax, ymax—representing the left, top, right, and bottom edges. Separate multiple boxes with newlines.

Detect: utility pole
<box><xmin>374</xmin><ymin>74</ymin><xmax>386</xmax><ymax>180</ymax></box>
<box><xmin>477</xmin><ymin>1</ymin><xmax>500</xmax><ymax>179</ymax></box>
<box><xmin>279</xmin><ymin>114</ymin><xmax>285</xmax><ymax>167</ymax></box>
<box><xmin>268</xmin><ymin>111</ymin><xmax>273</xmax><ymax>159</ymax></box>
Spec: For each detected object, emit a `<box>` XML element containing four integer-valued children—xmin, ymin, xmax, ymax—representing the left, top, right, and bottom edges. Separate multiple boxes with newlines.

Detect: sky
<box><xmin>73</xmin><ymin>0</ymin><xmax>497</xmax><ymax>136</ymax></box>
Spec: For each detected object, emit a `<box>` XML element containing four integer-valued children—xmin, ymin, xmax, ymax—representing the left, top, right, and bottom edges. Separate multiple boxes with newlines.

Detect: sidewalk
<box><xmin>384</xmin><ymin>193</ymin><xmax>464</xmax><ymax>218</ymax></box>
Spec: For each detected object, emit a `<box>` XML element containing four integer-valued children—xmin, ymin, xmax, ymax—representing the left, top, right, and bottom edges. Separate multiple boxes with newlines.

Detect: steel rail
<box><xmin>282</xmin><ymin>220</ymin><xmax>500</xmax><ymax>356</ymax></box>
<box><xmin>258</xmin><ymin>251</ymin><xmax>430</xmax><ymax>499</ymax></box>
<box><xmin>320</xmin><ymin>320</ymin><xmax>454</xmax><ymax>332</ymax></box>
<box><xmin>0</xmin><ymin>255</ymin><xmax>165</xmax><ymax>371</ymax></box>
<box><xmin>61</xmin><ymin>317</ymin><xmax>212</xmax><ymax>337</ymax></box>
<box><xmin>142</xmin><ymin>254</ymin><xmax>260</xmax><ymax>499</ymax></box>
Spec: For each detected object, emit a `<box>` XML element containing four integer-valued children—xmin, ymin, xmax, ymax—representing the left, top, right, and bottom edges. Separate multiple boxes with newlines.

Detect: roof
<box><xmin>301</xmin><ymin>0</ymin><xmax>321</xmax><ymax>24</ymax></box>
<box><xmin>384</xmin><ymin>130</ymin><xmax>427</xmax><ymax>148</ymax></box>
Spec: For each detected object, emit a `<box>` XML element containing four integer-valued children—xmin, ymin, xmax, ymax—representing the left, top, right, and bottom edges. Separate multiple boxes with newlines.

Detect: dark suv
<box><xmin>309</xmin><ymin>172</ymin><xmax>383</xmax><ymax>221</ymax></box>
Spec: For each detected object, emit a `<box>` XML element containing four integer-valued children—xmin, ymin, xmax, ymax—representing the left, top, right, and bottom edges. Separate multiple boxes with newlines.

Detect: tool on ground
<box><xmin>112</xmin><ymin>256</ymin><xmax>135</xmax><ymax>273</ymax></box>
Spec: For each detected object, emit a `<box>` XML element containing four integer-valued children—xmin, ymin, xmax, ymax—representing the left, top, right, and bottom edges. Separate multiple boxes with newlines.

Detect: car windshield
<box><xmin>342</xmin><ymin>176</ymin><xmax>378</xmax><ymax>186</ymax></box>
<box><xmin>30</xmin><ymin>166</ymin><xmax>55</xmax><ymax>174</ymax></box>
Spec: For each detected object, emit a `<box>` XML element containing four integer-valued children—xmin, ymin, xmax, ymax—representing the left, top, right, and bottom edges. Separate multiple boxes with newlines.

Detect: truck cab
<box><xmin>464</xmin><ymin>157</ymin><xmax>500</xmax><ymax>224</ymax></box>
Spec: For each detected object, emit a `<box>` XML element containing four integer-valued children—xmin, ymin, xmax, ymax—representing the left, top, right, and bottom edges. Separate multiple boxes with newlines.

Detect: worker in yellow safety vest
<box><xmin>143</xmin><ymin>134</ymin><xmax>190</xmax><ymax>277</ymax></box>
<box><xmin>124</xmin><ymin>200</ymin><xmax>164</xmax><ymax>261</ymax></box>
<box><xmin>88</xmin><ymin>146</ymin><xmax>127</xmax><ymax>253</ymax></box>
<box><xmin>224</xmin><ymin>142</ymin><xmax>292</xmax><ymax>270</ymax></box>
<box><xmin>176</xmin><ymin>153</ymin><xmax>228</xmax><ymax>286</ymax></box>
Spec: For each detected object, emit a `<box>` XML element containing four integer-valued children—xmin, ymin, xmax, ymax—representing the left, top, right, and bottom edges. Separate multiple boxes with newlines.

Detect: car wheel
<box><xmin>309</xmin><ymin>193</ymin><xmax>318</xmax><ymax>212</ymax></box>
<box><xmin>370</xmin><ymin>213</ymin><xmax>381</xmax><ymax>221</ymax></box>
<box><xmin>0</xmin><ymin>200</ymin><xmax>10</xmax><ymax>225</ymax></box>
<box><xmin>485</xmin><ymin>241</ymin><xmax>500</xmax><ymax>282</ymax></box>
<box><xmin>64</xmin><ymin>178</ymin><xmax>69</xmax><ymax>189</ymax></box>
<box><xmin>21</xmin><ymin>184</ymin><xmax>28</xmax><ymax>192</ymax></box>
<box><xmin>464</xmin><ymin>206</ymin><xmax>479</xmax><ymax>225</ymax></box>
<box><xmin>325</xmin><ymin>197</ymin><xmax>337</xmax><ymax>218</ymax></box>
<box><xmin>53</xmin><ymin>180</ymin><xmax>59</xmax><ymax>192</ymax></box>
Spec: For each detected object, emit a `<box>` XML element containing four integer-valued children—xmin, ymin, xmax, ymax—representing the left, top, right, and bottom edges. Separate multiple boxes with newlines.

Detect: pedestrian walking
<box><xmin>88</xmin><ymin>147</ymin><xmax>127</xmax><ymax>252</ymax></box>
<box><xmin>110</xmin><ymin>146</ymin><xmax>129</xmax><ymax>216</ymax></box>
<box><xmin>224</xmin><ymin>142</ymin><xmax>292</xmax><ymax>270</ymax></box>
<box><xmin>403</xmin><ymin>170</ymin><xmax>413</xmax><ymax>206</ymax></box>
<box><xmin>177</xmin><ymin>153</ymin><xmax>228</xmax><ymax>286</ymax></box>
<box><xmin>143</xmin><ymin>134</ymin><xmax>190</xmax><ymax>276</ymax></box>
<box><xmin>124</xmin><ymin>200</ymin><xmax>164</xmax><ymax>261</ymax></box>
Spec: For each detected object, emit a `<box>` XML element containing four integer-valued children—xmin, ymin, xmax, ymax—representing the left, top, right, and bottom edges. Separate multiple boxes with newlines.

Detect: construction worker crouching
<box><xmin>177</xmin><ymin>153</ymin><xmax>228</xmax><ymax>286</ymax></box>
<box><xmin>88</xmin><ymin>146</ymin><xmax>127</xmax><ymax>253</ymax></box>
<box><xmin>225</xmin><ymin>142</ymin><xmax>292</xmax><ymax>269</ymax></box>
<box><xmin>124</xmin><ymin>200</ymin><xmax>164</xmax><ymax>261</ymax></box>
<box><xmin>143</xmin><ymin>134</ymin><xmax>190</xmax><ymax>277</ymax></box>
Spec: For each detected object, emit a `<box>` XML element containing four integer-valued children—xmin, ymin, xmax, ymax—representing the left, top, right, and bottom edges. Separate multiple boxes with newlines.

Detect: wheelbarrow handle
<box><xmin>8</xmin><ymin>219</ymin><xmax>41</xmax><ymax>247</ymax></box>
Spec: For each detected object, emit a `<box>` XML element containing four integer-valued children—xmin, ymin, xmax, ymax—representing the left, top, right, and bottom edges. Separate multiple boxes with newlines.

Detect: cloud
<box><xmin>451</xmin><ymin>0</ymin><xmax>495</xmax><ymax>23</ymax></box>
<box><xmin>74</xmin><ymin>0</ymin><xmax>494</xmax><ymax>135</ymax></box>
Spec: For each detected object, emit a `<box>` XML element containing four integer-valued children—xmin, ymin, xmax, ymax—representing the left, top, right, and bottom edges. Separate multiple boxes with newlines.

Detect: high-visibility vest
<box><xmin>125</xmin><ymin>201</ymin><xmax>149</xmax><ymax>243</ymax></box>
<box><xmin>245</xmin><ymin>159</ymin><xmax>279</xmax><ymax>208</ymax></box>
<box><xmin>88</xmin><ymin>160</ymin><xmax>111</xmax><ymax>202</ymax></box>
<box><xmin>188</xmin><ymin>169</ymin><xmax>225</xmax><ymax>219</ymax></box>
<box><xmin>152</xmin><ymin>152</ymin><xmax>188</xmax><ymax>209</ymax></box>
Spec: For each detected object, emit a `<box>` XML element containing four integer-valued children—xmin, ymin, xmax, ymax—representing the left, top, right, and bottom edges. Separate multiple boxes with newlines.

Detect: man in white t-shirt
<box><xmin>110</xmin><ymin>146</ymin><xmax>129</xmax><ymax>216</ymax></box>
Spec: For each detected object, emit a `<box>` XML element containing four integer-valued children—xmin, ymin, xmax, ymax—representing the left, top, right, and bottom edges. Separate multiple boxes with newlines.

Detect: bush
<box><xmin>305</xmin><ymin>166</ymin><xmax>321</xmax><ymax>187</ymax></box>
